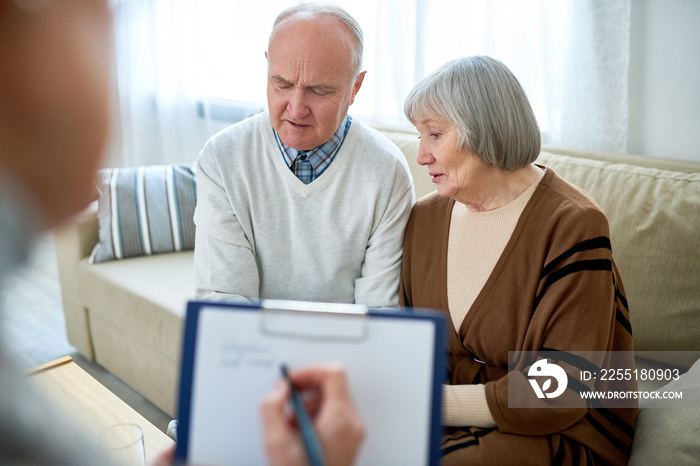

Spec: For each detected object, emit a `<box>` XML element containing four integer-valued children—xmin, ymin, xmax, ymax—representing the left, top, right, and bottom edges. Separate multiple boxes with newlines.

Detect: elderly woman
<box><xmin>400</xmin><ymin>56</ymin><xmax>635</xmax><ymax>464</ymax></box>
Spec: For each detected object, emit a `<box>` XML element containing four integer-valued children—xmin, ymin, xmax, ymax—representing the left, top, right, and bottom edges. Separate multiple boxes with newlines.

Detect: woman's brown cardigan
<box><xmin>400</xmin><ymin>168</ymin><xmax>636</xmax><ymax>465</ymax></box>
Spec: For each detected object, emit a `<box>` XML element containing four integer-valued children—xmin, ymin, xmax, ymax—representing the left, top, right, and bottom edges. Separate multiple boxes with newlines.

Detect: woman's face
<box><xmin>413</xmin><ymin>118</ymin><xmax>490</xmax><ymax>204</ymax></box>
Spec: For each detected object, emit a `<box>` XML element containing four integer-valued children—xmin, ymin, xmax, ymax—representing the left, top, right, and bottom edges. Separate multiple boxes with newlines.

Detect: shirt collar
<box><xmin>273</xmin><ymin>115</ymin><xmax>352</xmax><ymax>172</ymax></box>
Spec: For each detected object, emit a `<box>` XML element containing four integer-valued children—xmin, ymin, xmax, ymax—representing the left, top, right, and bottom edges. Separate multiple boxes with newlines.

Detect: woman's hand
<box><xmin>261</xmin><ymin>365</ymin><xmax>365</xmax><ymax>466</ymax></box>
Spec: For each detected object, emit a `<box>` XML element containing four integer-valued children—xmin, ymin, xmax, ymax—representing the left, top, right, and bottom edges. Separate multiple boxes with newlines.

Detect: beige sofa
<box><xmin>55</xmin><ymin>126</ymin><xmax>700</xmax><ymax>462</ymax></box>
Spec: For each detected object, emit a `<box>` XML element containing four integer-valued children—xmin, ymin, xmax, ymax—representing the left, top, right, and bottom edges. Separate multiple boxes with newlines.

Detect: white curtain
<box><xmin>109</xmin><ymin>0</ymin><xmax>229</xmax><ymax>167</ymax></box>
<box><xmin>109</xmin><ymin>0</ymin><xmax>630</xmax><ymax>167</ymax></box>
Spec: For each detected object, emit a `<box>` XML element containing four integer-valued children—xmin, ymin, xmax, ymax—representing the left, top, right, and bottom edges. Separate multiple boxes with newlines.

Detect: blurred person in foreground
<box><xmin>0</xmin><ymin>0</ymin><xmax>114</xmax><ymax>463</ymax></box>
<box><xmin>193</xmin><ymin>3</ymin><xmax>414</xmax><ymax>306</ymax></box>
<box><xmin>400</xmin><ymin>56</ymin><xmax>636</xmax><ymax>464</ymax></box>
<box><xmin>0</xmin><ymin>0</ymin><xmax>363</xmax><ymax>464</ymax></box>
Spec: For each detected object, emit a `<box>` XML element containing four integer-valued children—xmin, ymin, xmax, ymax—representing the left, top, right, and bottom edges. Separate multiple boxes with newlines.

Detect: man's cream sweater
<box><xmin>194</xmin><ymin>111</ymin><xmax>415</xmax><ymax>306</ymax></box>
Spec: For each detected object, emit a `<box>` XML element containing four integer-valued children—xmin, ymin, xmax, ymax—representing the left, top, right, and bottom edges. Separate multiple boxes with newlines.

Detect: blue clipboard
<box><xmin>175</xmin><ymin>299</ymin><xmax>446</xmax><ymax>465</ymax></box>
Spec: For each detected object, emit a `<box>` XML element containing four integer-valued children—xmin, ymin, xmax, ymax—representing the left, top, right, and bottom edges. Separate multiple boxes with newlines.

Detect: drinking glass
<box><xmin>96</xmin><ymin>423</ymin><xmax>146</xmax><ymax>465</ymax></box>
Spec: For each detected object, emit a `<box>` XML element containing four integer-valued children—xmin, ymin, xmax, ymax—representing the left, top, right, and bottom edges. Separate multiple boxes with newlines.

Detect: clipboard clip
<box><xmin>259</xmin><ymin>299</ymin><xmax>370</xmax><ymax>342</ymax></box>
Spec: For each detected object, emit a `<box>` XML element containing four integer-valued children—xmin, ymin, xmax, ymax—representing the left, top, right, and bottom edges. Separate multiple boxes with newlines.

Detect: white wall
<box><xmin>628</xmin><ymin>0</ymin><xmax>700</xmax><ymax>161</ymax></box>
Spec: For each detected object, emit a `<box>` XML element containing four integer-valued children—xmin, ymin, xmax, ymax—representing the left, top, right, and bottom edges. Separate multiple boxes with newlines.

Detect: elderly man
<box><xmin>194</xmin><ymin>4</ymin><xmax>415</xmax><ymax>306</ymax></box>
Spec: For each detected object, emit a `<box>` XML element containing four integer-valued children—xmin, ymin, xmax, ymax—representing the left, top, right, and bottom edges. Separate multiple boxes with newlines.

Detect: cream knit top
<box><xmin>443</xmin><ymin>169</ymin><xmax>544</xmax><ymax>427</ymax></box>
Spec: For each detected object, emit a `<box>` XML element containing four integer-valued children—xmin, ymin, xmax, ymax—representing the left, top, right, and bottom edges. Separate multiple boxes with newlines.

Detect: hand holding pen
<box><xmin>261</xmin><ymin>364</ymin><xmax>365</xmax><ymax>466</ymax></box>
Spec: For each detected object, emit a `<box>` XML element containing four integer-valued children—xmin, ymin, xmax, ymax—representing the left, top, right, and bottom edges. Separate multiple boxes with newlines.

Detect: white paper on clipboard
<box><xmin>175</xmin><ymin>299</ymin><xmax>446</xmax><ymax>466</ymax></box>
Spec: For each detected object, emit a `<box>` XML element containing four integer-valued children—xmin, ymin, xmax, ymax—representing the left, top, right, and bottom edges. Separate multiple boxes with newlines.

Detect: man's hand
<box><xmin>261</xmin><ymin>365</ymin><xmax>365</xmax><ymax>466</ymax></box>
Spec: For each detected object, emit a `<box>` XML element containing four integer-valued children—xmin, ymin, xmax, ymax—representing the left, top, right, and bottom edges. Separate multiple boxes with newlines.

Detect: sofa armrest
<box><xmin>54</xmin><ymin>201</ymin><xmax>99</xmax><ymax>359</ymax></box>
<box><xmin>55</xmin><ymin>201</ymin><xmax>100</xmax><ymax>262</ymax></box>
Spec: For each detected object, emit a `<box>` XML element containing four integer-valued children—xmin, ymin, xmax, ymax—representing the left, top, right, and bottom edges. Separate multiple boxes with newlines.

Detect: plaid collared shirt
<box><xmin>273</xmin><ymin>115</ymin><xmax>352</xmax><ymax>184</ymax></box>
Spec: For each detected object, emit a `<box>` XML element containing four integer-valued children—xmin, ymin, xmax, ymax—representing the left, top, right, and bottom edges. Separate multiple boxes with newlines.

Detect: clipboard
<box><xmin>175</xmin><ymin>299</ymin><xmax>446</xmax><ymax>465</ymax></box>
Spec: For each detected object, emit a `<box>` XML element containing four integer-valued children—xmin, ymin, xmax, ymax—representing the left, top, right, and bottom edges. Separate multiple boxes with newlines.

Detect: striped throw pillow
<box><xmin>89</xmin><ymin>163</ymin><xmax>197</xmax><ymax>263</ymax></box>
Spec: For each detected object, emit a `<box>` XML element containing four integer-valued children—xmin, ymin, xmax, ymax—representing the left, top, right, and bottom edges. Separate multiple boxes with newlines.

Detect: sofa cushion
<box><xmin>90</xmin><ymin>163</ymin><xmax>197</xmax><ymax>263</ymax></box>
<box><xmin>628</xmin><ymin>357</ymin><xmax>700</xmax><ymax>465</ymax></box>
<box><xmin>82</xmin><ymin>251</ymin><xmax>195</xmax><ymax>320</ymax></box>
<box><xmin>535</xmin><ymin>152</ymin><xmax>700</xmax><ymax>366</ymax></box>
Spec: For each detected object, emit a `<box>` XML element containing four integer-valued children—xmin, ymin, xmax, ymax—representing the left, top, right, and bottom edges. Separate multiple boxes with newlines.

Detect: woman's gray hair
<box><xmin>404</xmin><ymin>56</ymin><xmax>541</xmax><ymax>171</ymax></box>
<box><xmin>269</xmin><ymin>3</ymin><xmax>364</xmax><ymax>77</ymax></box>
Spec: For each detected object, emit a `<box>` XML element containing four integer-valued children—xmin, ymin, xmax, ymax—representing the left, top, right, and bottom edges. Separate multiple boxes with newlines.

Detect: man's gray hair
<box><xmin>404</xmin><ymin>56</ymin><xmax>541</xmax><ymax>172</ymax></box>
<box><xmin>269</xmin><ymin>3</ymin><xmax>364</xmax><ymax>76</ymax></box>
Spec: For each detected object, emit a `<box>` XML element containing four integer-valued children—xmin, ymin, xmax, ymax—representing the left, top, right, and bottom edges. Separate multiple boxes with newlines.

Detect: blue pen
<box><xmin>280</xmin><ymin>364</ymin><xmax>326</xmax><ymax>466</ymax></box>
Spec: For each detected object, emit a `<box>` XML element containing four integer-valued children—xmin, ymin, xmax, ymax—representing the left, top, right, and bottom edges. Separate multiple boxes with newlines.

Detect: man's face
<box><xmin>266</xmin><ymin>16</ymin><xmax>365</xmax><ymax>151</ymax></box>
